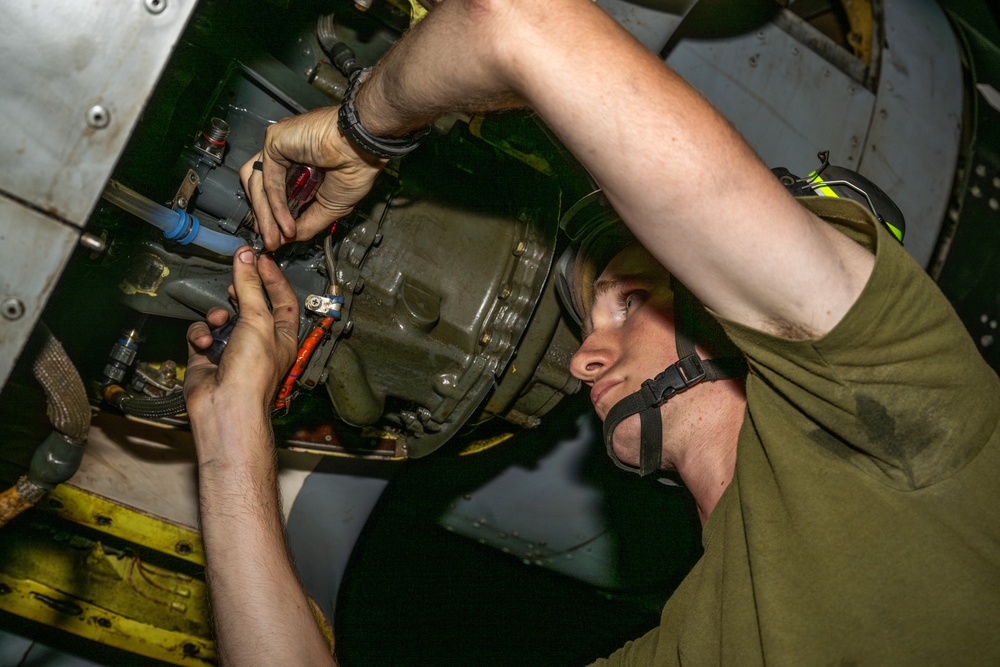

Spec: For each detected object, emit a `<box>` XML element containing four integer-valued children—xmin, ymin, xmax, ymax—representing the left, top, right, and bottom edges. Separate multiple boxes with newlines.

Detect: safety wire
<box><xmin>126</xmin><ymin>556</ymin><xmax>184</xmax><ymax>607</ymax></box>
<box><xmin>273</xmin><ymin>227</ymin><xmax>340</xmax><ymax>412</ymax></box>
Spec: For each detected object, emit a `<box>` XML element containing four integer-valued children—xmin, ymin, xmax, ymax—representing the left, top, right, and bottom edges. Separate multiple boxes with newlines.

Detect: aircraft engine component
<box><xmin>89</xmin><ymin>14</ymin><xmax>578</xmax><ymax>459</ymax></box>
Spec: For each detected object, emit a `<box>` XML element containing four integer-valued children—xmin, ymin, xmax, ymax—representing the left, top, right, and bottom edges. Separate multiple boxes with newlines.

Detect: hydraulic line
<box><xmin>103</xmin><ymin>384</ymin><xmax>188</xmax><ymax>419</ymax></box>
<box><xmin>274</xmin><ymin>232</ymin><xmax>342</xmax><ymax>412</ymax></box>
<box><xmin>103</xmin><ymin>180</ymin><xmax>244</xmax><ymax>256</ymax></box>
<box><xmin>274</xmin><ymin>316</ymin><xmax>336</xmax><ymax>411</ymax></box>
<box><xmin>0</xmin><ymin>328</ymin><xmax>91</xmax><ymax>527</ymax></box>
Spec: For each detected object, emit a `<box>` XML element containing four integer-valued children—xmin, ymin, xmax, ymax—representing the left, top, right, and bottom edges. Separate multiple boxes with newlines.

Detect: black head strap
<box><xmin>602</xmin><ymin>280</ymin><xmax>747</xmax><ymax>477</ymax></box>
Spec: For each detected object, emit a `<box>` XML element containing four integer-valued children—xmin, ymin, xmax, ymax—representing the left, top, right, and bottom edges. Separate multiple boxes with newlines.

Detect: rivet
<box><xmin>86</xmin><ymin>105</ymin><xmax>110</xmax><ymax>129</ymax></box>
<box><xmin>990</xmin><ymin>198</ymin><xmax>999</xmax><ymax>211</ymax></box>
<box><xmin>2</xmin><ymin>298</ymin><xmax>25</xmax><ymax>321</ymax></box>
<box><xmin>976</xmin><ymin>164</ymin><xmax>987</xmax><ymax>177</ymax></box>
<box><xmin>982</xmin><ymin>335</ymin><xmax>994</xmax><ymax>348</ymax></box>
<box><xmin>144</xmin><ymin>0</ymin><xmax>167</xmax><ymax>14</ymax></box>
<box><xmin>479</xmin><ymin>332</ymin><xmax>493</xmax><ymax>346</ymax></box>
<box><xmin>971</xmin><ymin>185</ymin><xmax>982</xmax><ymax>198</ymax></box>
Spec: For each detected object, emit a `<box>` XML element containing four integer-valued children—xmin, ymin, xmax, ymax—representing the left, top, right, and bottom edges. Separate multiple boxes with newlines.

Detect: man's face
<box><xmin>569</xmin><ymin>244</ymin><xmax>678</xmax><ymax>465</ymax></box>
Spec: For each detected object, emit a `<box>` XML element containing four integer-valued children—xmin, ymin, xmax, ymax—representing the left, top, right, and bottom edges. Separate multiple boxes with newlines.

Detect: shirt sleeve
<box><xmin>716</xmin><ymin>197</ymin><xmax>1000</xmax><ymax>490</ymax></box>
<box><xmin>586</xmin><ymin>627</ymin><xmax>661</xmax><ymax>666</ymax></box>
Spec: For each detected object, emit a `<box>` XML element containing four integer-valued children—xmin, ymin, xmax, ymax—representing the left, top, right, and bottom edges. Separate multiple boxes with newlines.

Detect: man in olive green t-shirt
<box><xmin>180</xmin><ymin>1</ymin><xmax>1000</xmax><ymax>664</ymax></box>
<box><xmin>579</xmin><ymin>197</ymin><xmax>1000</xmax><ymax>664</ymax></box>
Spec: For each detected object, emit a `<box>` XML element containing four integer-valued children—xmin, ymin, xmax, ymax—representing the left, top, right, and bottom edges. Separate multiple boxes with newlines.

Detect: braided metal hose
<box><xmin>33</xmin><ymin>331</ymin><xmax>91</xmax><ymax>445</ymax></box>
<box><xmin>0</xmin><ymin>328</ymin><xmax>91</xmax><ymax>528</ymax></box>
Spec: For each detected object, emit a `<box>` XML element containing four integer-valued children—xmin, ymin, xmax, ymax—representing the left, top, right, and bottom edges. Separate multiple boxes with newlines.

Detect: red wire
<box><xmin>274</xmin><ymin>316</ymin><xmax>336</xmax><ymax>411</ymax></box>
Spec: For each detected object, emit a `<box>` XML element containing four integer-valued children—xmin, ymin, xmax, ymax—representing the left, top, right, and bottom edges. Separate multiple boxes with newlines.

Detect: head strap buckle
<box><xmin>642</xmin><ymin>354</ymin><xmax>706</xmax><ymax>405</ymax></box>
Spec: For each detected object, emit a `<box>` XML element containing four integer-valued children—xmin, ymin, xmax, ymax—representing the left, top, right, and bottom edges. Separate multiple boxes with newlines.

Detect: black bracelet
<box><xmin>337</xmin><ymin>68</ymin><xmax>427</xmax><ymax>160</ymax></box>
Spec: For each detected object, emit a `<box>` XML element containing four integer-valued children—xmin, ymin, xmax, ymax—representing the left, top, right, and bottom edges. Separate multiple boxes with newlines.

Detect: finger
<box><xmin>206</xmin><ymin>306</ymin><xmax>232</xmax><ymax>328</ymax></box>
<box><xmin>257</xmin><ymin>254</ymin><xmax>300</xmax><ymax>368</ymax></box>
<box><xmin>261</xmin><ymin>128</ymin><xmax>298</xmax><ymax>244</ymax></box>
<box><xmin>240</xmin><ymin>152</ymin><xmax>285</xmax><ymax>251</ymax></box>
<box><xmin>187</xmin><ymin>320</ymin><xmax>213</xmax><ymax>355</ymax></box>
<box><xmin>230</xmin><ymin>247</ymin><xmax>269</xmax><ymax>322</ymax></box>
<box><xmin>296</xmin><ymin>196</ymin><xmax>346</xmax><ymax>242</ymax></box>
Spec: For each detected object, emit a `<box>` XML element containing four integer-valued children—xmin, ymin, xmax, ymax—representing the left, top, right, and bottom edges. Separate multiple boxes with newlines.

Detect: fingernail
<box><xmin>238</xmin><ymin>249</ymin><xmax>255</xmax><ymax>264</ymax></box>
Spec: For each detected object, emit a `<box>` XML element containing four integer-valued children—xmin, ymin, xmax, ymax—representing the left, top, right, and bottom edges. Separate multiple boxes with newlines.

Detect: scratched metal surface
<box><xmin>0</xmin><ymin>1</ymin><xmax>199</xmax><ymax>225</ymax></box>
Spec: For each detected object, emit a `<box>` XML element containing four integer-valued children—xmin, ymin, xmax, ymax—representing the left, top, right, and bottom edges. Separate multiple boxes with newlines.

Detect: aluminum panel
<box><xmin>858</xmin><ymin>0</ymin><xmax>962</xmax><ymax>267</ymax></box>
<box><xmin>667</xmin><ymin>14</ymin><xmax>876</xmax><ymax>177</ymax></box>
<box><xmin>0</xmin><ymin>199</ymin><xmax>79</xmax><ymax>386</ymax></box>
<box><xmin>0</xmin><ymin>1</ymin><xmax>199</xmax><ymax>226</ymax></box>
<box><xmin>597</xmin><ymin>0</ymin><xmax>690</xmax><ymax>52</ymax></box>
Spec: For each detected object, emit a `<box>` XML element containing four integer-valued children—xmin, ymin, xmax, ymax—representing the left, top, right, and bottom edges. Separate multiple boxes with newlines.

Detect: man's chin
<box><xmin>607</xmin><ymin>413</ymin><xmax>642</xmax><ymax>467</ymax></box>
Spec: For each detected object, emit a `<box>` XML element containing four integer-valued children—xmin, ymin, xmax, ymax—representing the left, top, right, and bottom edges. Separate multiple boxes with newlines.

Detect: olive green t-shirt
<box><xmin>592</xmin><ymin>197</ymin><xmax>1000</xmax><ymax>665</ymax></box>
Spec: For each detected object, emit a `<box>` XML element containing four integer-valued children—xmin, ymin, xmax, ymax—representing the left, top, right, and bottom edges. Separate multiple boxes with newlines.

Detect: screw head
<box><xmin>1</xmin><ymin>298</ymin><xmax>25</xmax><ymax>321</ymax></box>
<box><xmin>86</xmin><ymin>105</ymin><xmax>110</xmax><ymax>129</ymax></box>
<box><xmin>144</xmin><ymin>0</ymin><xmax>167</xmax><ymax>14</ymax></box>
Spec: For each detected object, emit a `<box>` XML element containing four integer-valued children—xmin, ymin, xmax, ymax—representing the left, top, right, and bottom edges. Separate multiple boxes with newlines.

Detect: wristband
<box><xmin>337</xmin><ymin>68</ymin><xmax>427</xmax><ymax>160</ymax></box>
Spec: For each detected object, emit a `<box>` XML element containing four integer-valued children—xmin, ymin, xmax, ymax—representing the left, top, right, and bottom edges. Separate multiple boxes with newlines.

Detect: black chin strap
<box><xmin>602</xmin><ymin>281</ymin><xmax>747</xmax><ymax>477</ymax></box>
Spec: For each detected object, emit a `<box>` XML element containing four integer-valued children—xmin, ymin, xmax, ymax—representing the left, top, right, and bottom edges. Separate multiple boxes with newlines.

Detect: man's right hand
<box><xmin>240</xmin><ymin>106</ymin><xmax>387</xmax><ymax>251</ymax></box>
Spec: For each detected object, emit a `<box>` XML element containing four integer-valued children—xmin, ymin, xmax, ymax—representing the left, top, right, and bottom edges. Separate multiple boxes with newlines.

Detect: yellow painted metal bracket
<box><xmin>383</xmin><ymin>0</ymin><xmax>431</xmax><ymax>27</ymax></box>
<box><xmin>841</xmin><ymin>0</ymin><xmax>874</xmax><ymax>64</ymax></box>
<box><xmin>0</xmin><ymin>572</ymin><xmax>216</xmax><ymax>665</ymax></box>
<box><xmin>44</xmin><ymin>485</ymin><xmax>205</xmax><ymax>566</ymax></box>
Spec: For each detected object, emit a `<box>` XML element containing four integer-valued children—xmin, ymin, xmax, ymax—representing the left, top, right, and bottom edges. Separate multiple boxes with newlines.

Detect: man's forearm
<box><xmin>194</xmin><ymin>417</ymin><xmax>337</xmax><ymax>666</ymax></box>
<box><xmin>356</xmin><ymin>0</ymin><xmax>527</xmax><ymax>136</ymax></box>
<box><xmin>355</xmin><ymin>0</ymin><xmax>874</xmax><ymax>338</ymax></box>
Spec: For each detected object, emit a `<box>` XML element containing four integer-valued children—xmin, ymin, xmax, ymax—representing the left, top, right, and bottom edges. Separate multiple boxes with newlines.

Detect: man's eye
<box><xmin>621</xmin><ymin>290</ymin><xmax>647</xmax><ymax>315</ymax></box>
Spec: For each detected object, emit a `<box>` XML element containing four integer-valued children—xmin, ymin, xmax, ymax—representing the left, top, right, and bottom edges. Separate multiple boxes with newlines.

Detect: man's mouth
<box><xmin>590</xmin><ymin>379</ymin><xmax>623</xmax><ymax>420</ymax></box>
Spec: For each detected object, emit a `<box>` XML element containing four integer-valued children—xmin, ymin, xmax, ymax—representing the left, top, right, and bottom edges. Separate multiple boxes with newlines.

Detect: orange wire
<box><xmin>274</xmin><ymin>316</ymin><xmax>336</xmax><ymax>411</ymax></box>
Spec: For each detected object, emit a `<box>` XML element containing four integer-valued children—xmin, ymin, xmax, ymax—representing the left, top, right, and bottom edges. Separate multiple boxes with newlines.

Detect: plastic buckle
<box><xmin>676</xmin><ymin>354</ymin><xmax>706</xmax><ymax>386</ymax></box>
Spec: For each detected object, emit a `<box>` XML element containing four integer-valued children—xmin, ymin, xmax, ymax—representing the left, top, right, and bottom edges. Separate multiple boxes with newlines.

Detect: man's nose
<box><xmin>570</xmin><ymin>332</ymin><xmax>615</xmax><ymax>382</ymax></box>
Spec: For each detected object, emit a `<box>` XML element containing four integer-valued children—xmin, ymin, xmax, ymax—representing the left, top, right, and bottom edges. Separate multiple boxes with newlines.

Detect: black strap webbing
<box><xmin>602</xmin><ymin>280</ymin><xmax>747</xmax><ymax>477</ymax></box>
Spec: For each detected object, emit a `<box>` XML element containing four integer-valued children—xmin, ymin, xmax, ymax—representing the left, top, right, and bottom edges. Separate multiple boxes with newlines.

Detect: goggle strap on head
<box><xmin>673</xmin><ymin>280</ymin><xmax>747</xmax><ymax>383</ymax></box>
<box><xmin>603</xmin><ymin>355</ymin><xmax>707</xmax><ymax>476</ymax></box>
<box><xmin>602</xmin><ymin>281</ymin><xmax>747</xmax><ymax>477</ymax></box>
